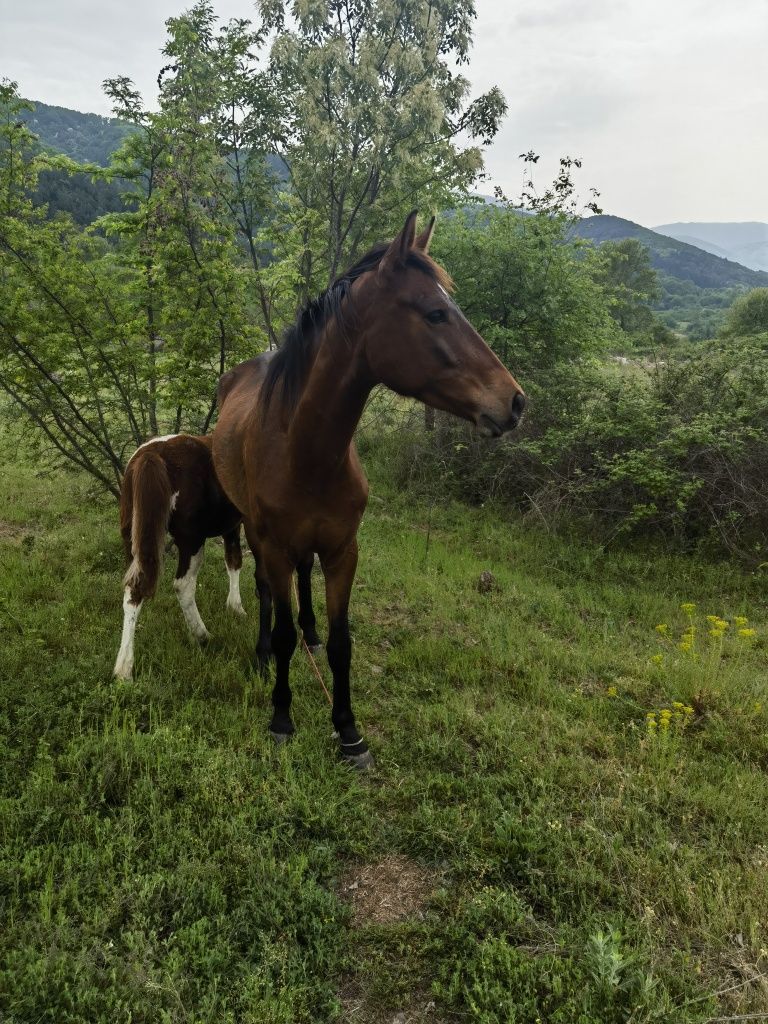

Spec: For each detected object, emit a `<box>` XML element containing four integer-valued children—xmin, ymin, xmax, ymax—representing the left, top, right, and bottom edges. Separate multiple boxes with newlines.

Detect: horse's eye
<box><xmin>425</xmin><ymin>308</ymin><xmax>448</xmax><ymax>325</ymax></box>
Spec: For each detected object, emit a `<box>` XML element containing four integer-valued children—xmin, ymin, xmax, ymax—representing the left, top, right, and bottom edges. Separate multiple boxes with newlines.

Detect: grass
<box><xmin>2</xmin><ymin>441</ymin><xmax>768</xmax><ymax>1023</ymax></box>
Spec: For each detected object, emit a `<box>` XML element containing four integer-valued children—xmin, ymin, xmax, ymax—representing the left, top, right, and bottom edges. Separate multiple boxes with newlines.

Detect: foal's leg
<box><xmin>114</xmin><ymin>525</ymin><xmax>155</xmax><ymax>681</ymax></box>
<box><xmin>297</xmin><ymin>553</ymin><xmax>322</xmax><ymax>651</ymax></box>
<box><xmin>263</xmin><ymin>549</ymin><xmax>297</xmax><ymax>742</ymax></box>
<box><xmin>173</xmin><ymin>540</ymin><xmax>211</xmax><ymax>642</ymax></box>
<box><xmin>113</xmin><ymin>588</ymin><xmax>143</xmax><ymax>681</ymax></box>
<box><xmin>322</xmin><ymin>539</ymin><xmax>374</xmax><ymax>770</ymax></box>
<box><xmin>223</xmin><ymin>526</ymin><xmax>246</xmax><ymax>617</ymax></box>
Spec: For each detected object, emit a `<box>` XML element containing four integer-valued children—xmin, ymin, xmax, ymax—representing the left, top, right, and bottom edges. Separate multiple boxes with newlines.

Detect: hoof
<box><xmin>269</xmin><ymin>730</ymin><xmax>293</xmax><ymax>746</ymax></box>
<box><xmin>228</xmin><ymin>603</ymin><xmax>247</xmax><ymax>618</ymax></box>
<box><xmin>340</xmin><ymin>747</ymin><xmax>376</xmax><ymax>771</ymax></box>
<box><xmin>196</xmin><ymin>632</ymin><xmax>212</xmax><ymax>646</ymax></box>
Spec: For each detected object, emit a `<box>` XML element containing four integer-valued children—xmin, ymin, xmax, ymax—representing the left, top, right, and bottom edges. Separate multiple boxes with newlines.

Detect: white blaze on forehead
<box><xmin>170</xmin><ymin>491</ymin><xmax>179</xmax><ymax>512</ymax></box>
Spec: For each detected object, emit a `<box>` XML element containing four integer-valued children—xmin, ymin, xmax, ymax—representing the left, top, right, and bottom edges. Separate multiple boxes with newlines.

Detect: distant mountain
<box><xmin>654</xmin><ymin>222</ymin><xmax>768</xmax><ymax>274</ymax></box>
<box><xmin>21</xmin><ymin>99</ymin><xmax>132</xmax><ymax>166</ymax></box>
<box><xmin>575</xmin><ymin>215</ymin><xmax>768</xmax><ymax>289</ymax></box>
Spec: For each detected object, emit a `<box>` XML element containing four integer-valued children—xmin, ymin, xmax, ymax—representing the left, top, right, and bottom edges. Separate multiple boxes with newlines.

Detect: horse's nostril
<box><xmin>512</xmin><ymin>392</ymin><xmax>526</xmax><ymax>418</ymax></box>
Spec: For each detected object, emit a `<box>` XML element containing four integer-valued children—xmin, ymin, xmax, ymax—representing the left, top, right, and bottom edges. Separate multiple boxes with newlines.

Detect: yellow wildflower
<box><xmin>659</xmin><ymin>718</ymin><xmax>670</xmax><ymax>731</ymax></box>
<box><xmin>650</xmin><ymin>654</ymin><xmax>664</xmax><ymax>666</ymax></box>
<box><xmin>607</xmin><ymin>686</ymin><xmax>618</xmax><ymax>697</ymax></box>
<box><xmin>709</xmin><ymin>628</ymin><xmax>725</xmax><ymax>639</ymax></box>
<box><xmin>660</xmin><ymin>708</ymin><xmax>672</xmax><ymax>719</ymax></box>
<box><xmin>655</xmin><ymin>624</ymin><xmax>669</xmax><ymax>635</ymax></box>
<box><xmin>681</xmin><ymin>603</ymin><xmax>696</xmax><ymax>614</ymax></box>
<box><xmin>739</xmin><ymin>628</ymin><xmax>756</xmax><ymax>639</ymax></box>
<box><xmin>754</xmin><ymin>702</ymin><xmax>763</xmax><ymax>714</ymax></box>
<box><xmin>734</xmin><ymin>616</ymin><xmax>748</xmax><ymax>627</ymax></box>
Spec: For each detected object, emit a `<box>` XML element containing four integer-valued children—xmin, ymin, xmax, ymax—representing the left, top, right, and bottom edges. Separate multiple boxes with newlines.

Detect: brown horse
<box><xmin>213</xmin><ymin>211</ymin><xmax>525</xmax><ymax>767</ymax></box>
<box><xmin>114</xmin><ymin>434</ymin><xmax>246</xmax><ymax>681</ymax></box>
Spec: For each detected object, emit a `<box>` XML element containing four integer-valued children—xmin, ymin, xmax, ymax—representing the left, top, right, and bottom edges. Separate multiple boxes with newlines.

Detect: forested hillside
<box><xmin>576</xmin><ymin>215</ymin><xmax>768</xmax><ymax>289</ymax></box>
<box><xmin>17</xmin><ymin>99</ymin><xmax>767</xmax><ymax>340</ymax></box>
<box><xmin>21</xmin><ymin>99</ymin><xmax>132</xmax><ymax>165</ymax></box>
<box><xmin>575</xmin><ymin>215</ymin><xmax>768</xmax><ymax>337</ymax></box>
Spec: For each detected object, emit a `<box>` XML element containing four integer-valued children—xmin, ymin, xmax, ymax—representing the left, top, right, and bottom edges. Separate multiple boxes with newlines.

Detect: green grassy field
<box><xmin>1</xmin><ymin>445</ymin><xmax>768</xmax><ymax>1023</ymax></box>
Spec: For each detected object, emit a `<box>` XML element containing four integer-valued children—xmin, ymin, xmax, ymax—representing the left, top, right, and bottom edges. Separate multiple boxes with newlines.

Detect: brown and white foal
<box><xmin>113</xmin><ymin>434</ymin><xmax>244</xmax><ymax>681</ymax></box>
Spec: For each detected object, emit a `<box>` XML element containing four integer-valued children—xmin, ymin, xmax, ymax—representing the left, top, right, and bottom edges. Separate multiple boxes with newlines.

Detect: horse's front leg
<box><xmin>322</xmin><ymin>538</ymin><xmax>374</xmax><ymax>770</ymax></box>
<box><xmin>297</xmin><ymin>553</ymin><xmax>322</xmax><ymax>651</ymax></box>
<box><xmin>263</xmin><ymin>548</ymin><xmax>297</xmax><ymax>742</ymax></box>
<box><xmin>243</xmin><ymin>523</ymin><xmax>273</xmax><ymax>674</ymax></box>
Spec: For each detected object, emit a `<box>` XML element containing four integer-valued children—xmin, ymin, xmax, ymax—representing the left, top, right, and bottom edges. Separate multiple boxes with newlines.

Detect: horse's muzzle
<box><xmin>477</xmin><ymin>391</ymin><xmax>526</xmax><ymax>437</ymax></box>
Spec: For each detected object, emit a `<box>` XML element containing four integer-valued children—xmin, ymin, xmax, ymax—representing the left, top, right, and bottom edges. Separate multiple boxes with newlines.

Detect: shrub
<box><xmin>363</xmin><ymin>338</ymin><xmax>768</xmax><ymax>562</ymax></box>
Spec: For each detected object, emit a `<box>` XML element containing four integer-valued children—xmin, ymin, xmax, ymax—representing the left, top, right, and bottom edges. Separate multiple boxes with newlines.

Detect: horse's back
<box><xmin>126</xmin><ymin>434</ymin><xmax>239</xmax><ymax>539</ymax></box>
<box><xmin>217</xmin><ymin>354</ymin><xmax>271</xmax><ymax>414</ymax></box>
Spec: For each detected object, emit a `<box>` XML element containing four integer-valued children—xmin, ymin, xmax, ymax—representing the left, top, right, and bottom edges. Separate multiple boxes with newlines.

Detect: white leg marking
<box><xmin>113</xmin><ymin>588</ymin><xmax>142</xmax><ymax>680</ymax></box>
<box><xmin>173</xmin><ymin>548</ymin><xmax>211</xmax><ymax>641</ymax></box>
<box><xmin>226</xmin><ymin>566</ymin><xmax>246</xmax><ymax>617</ymax></box>
<box><xmin>170</xmin><ymin>490</ymin><xmax>179</xmax><ymax>512</ymax></box>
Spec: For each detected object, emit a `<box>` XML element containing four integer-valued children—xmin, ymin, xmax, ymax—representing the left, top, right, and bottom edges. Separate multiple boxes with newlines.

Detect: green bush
<box><xmin>363</xmin><ymin>338</ymin><xmax>768</xmax><ymax>562</ymax></box>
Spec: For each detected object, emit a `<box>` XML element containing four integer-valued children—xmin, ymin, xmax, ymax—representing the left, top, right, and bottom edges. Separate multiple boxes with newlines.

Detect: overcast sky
<box><xmin>1</xmin><ymin>0</ymin><xmax>766</xmax><ymax>225</ymax></box>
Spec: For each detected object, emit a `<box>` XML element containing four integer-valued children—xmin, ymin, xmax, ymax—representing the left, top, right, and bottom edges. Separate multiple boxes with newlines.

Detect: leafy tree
<box><xmin>723</xmin><ymin>287</ymin><xmax>768</xmax><ymax>338</ymax></box>
<box><xmin>257</xmin><ymin>0</ymin><xmax>507</xmax><ymax>286</ymax></box>
<box><xmin>591</xmin><ymin>237</ymin><xmax>659</xmax><ymax>334</ymax></box>
<box><xmin>433</xmin><ymin>204</ymin><xmax>616</xmax><ymax>374</ymax></box>
<box><xmin>0</xmin><ymin>73</ymin><xmax>254</xmax><ymax>496</ymax></box>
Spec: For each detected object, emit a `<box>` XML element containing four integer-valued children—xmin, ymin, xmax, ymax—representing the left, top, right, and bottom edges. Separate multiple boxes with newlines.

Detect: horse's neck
<box><xmin>287</xmin><ymin>328</ymin><xmax>371</xmax><ymax>480</ymax></box>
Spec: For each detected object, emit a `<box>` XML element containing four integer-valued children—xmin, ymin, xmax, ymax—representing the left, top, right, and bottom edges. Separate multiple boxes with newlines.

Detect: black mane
<box><xmin>261</xmin><ymin>243</ymin><xmax>442</xmax><ymax>416</ymax></box>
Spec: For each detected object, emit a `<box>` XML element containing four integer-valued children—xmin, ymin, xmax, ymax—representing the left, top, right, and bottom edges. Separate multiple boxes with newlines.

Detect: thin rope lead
<box><xmin>291</xmin><ymin>575</ymin><xmax>333</xmax><ymax>706</ymax></box>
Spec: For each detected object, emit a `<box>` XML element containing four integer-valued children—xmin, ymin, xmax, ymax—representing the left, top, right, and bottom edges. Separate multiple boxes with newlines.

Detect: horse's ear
<box><xmin>415</xmin><ymin>215</ymin><xmax>436</xmax><ymax>254</ymax></box>
<box><xmin>379</xmin><ymin>209</ymin><xmax>419</xmax><ymax>275</ymax></box>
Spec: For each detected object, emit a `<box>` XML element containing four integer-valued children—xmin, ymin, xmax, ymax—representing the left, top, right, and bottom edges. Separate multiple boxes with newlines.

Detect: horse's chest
<box><xmin>257</xmin><ymin>483</ymin><xmax>366</xmax><ymax>559</ymax></box>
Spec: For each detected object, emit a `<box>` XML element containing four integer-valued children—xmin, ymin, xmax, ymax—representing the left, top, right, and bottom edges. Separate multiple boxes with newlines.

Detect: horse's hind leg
<box><xmin>113</xmin><ymin>588</ymin><xmax>143</xmax><ymax>681</ymax></box>
<box><xmin>173</xmin><ymin>540</ymin><xmax>211</xmax><ymax>642</ymax></box>
<box><xmin>223</xmin><ymin>526</ymin><xmax>246</xmax><ymax>617</ymax></box>
<box><xmin>297</xmin><ymin>553</ymin><xmax>322</xmax><ymax>651</ymax></box>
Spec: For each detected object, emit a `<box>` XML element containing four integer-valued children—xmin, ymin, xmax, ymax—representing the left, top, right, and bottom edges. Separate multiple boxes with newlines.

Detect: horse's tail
<box><xmin>120</xmin><ymin>446</ymin><xmax>173</xmax><ymax>601</ymax></box>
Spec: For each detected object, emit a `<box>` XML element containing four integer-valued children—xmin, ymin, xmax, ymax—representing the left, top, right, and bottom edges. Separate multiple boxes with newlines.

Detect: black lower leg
<box><xmin>297</xmin><ymin>555</ymin><xmax>321</xmax><ymax>648</ymax></box>
<box><xmin>254</xmin><ymin>568</ymin><xmax>273</xmax><ymax>673</ymax></box>
<box><xmin>270</xmin><ymin>600</ymin><xmax>296</xmax><ymax>738</ymax></box>
<box><xmin>327</xmin><ymin>614</ymin><xmax>368</xmax><ymax>758</ymax></box>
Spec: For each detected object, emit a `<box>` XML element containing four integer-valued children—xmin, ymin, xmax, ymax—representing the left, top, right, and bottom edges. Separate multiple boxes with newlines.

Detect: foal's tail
<box><xmin>120</xmin><ymin>447</ymin><xmax>173</xmax><ymax>601</ymax></box>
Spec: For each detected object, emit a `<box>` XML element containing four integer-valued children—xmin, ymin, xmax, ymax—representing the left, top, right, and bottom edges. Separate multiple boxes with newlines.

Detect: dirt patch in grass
<box><xmin>337</xmin><ymin>979</ymin><xmax>444</xmax><ymax>1023</ymax></box>
<box><xmin>341</xmin><ymin>854</ymin><xmax>434</xmax><ymax>927</ymax></box>
<box><xmin>0</xmin><ymin>520</ymin><xmax>40</xmax><ymax>546</ymax></box>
